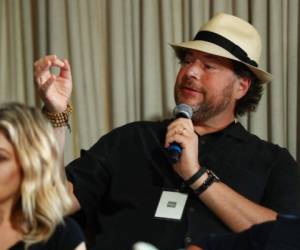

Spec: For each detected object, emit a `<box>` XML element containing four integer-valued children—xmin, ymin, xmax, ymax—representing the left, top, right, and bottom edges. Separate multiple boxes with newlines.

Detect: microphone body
<box><xmin>167</xmin><ymin>104</ymin><xmax>193</xmax><ymax>163</ymax></box>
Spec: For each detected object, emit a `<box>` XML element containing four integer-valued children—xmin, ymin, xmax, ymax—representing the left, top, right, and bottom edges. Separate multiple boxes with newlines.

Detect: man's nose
<box><xmin>184</xmin><ymin>62</ymin><xmax>203</xmax><ymax>80</ymax></box>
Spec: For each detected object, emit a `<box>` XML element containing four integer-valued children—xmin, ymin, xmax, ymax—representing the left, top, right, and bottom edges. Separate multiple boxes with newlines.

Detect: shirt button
<box><xmin>185</xmin><ymin>236</ymin><xmax>192</xmax><ymax>244</ymax></box>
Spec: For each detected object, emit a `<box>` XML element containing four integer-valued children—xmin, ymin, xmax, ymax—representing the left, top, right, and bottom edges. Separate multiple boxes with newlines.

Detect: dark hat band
<box><xmin>193</xmin><ymin>31</ymin><xmax>258</xmax><ymax>67</ymax></box>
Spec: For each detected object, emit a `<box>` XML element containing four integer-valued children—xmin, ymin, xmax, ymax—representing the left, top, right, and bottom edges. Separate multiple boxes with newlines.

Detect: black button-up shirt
<box><xmin>66</xmin><ymin>120</ymin><xmax>300</xmax><ymax>250</ymax></box>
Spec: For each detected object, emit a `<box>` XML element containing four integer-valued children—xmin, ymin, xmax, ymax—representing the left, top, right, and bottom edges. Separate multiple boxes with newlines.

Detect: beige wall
<box><xmin>0</xmin><ymin>0</ymin><xmax>299</xmax><ymax>164</ymax></box>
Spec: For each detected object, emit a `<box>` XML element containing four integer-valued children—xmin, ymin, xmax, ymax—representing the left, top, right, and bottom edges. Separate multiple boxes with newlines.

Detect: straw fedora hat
<box><xmin>170</xmin><ymin>12</ymin><xmax>272</xmax><ymax>84</ymax></box>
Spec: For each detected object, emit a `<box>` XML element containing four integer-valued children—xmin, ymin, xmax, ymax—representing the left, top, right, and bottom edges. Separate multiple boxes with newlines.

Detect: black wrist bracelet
<box><xmin>193</xmin><ymin>170</ymin><xmax>220</xmax><ymax>195</ymax></box>
<box><xmin>185</xmin><ymin>166</ymin><xmax>207</xmax><ymax>186</ymax></box>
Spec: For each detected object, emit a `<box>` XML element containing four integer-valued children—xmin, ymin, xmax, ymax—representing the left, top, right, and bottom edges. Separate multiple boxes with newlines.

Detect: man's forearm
<box><xmin>54</xmin><ymin>126</ymin><xmax>81</xmax><ymax>214</ymax></box>
<box><xmin>54</xmin><ymin>126</ymin><xmax>67</xmax><ymax>183</ymax></box>
<box><xmin>197</xmin><ymin>180</ymin><xmax>277</xmax><ymax>232</ymax></box>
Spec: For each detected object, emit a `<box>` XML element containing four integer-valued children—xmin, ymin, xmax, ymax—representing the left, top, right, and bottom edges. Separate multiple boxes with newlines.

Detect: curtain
<box><xmin>0</xmin><ymin>0</ymin><xmax>299</xmax><ymax>165</ymax></box>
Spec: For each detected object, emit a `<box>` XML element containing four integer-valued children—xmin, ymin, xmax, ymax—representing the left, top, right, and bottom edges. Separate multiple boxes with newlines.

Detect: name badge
<box><xmin>154</xmin><ymin>191</ymin><xmax>188</xmax><ymax>220</ymax></box>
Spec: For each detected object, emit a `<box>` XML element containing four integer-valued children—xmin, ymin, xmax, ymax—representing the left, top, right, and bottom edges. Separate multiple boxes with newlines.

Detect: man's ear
<box><xmin>235</xmin><ymin>77</ymin><xmax>251</xmax><ymax>100</ymax></box>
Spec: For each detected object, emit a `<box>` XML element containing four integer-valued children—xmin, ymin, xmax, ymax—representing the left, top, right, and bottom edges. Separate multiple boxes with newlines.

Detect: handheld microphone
<box><xmin>167</xmin><ymin>103</ymin><xmax>193</xmax><ymax>163</ymax></box>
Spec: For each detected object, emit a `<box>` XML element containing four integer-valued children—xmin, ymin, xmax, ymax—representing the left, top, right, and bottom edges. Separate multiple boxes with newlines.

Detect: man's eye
<box><xmin>0</xmin><ymin>155</ymin><xmax>8</xmax><ymax>162</ymax></box>
<box><xmin>180</xmin><ymin>58</ymin><xmax>191</xmax><ymax>65</ymax></box>
<box><xmin>204</xmin><ymin>64</ymin><xmax>214</xmax><ymax>70</ymax></box>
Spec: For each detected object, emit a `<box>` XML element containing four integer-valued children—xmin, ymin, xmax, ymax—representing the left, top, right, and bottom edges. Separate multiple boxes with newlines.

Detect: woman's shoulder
<box><xmin>10</xmin><ymin>217</ymin><xmax>85</xmax><ymax>250</ymax></box>
<box><xmin>46</xmin><ymin>217</ymin><xmax>85</xmax><ymax>249</ymax></box>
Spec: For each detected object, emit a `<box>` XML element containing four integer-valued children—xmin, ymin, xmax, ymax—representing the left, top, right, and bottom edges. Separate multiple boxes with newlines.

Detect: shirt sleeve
<box><xmin>261</xmin><ymin>147</ymin><xmax>300</xmax><ymax>216</ymax></box>
<box><xmin>65</xmin><ymin>135</ymin><xmax>111</xmax><ymax>233</ymax></box>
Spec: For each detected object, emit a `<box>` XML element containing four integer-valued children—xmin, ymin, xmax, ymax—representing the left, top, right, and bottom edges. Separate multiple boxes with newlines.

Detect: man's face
<box><xmin>174</xmin><ymin>50</ymin><xmax>241</xmax><ymax>123</ymax></box>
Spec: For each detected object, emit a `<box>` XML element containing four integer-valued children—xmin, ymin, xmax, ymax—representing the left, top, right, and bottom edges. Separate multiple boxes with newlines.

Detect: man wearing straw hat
<box><xmin>34</xmin><ymin>13</ymin><xmax>300</xmax><ymax>250</ymax></box>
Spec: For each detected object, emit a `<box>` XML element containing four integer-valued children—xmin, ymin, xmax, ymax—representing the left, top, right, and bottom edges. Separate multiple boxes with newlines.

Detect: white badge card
<box><xmin>154</xmin><ymin>191</ymin><xmax>188</xmax><ymax>220</ymax></box>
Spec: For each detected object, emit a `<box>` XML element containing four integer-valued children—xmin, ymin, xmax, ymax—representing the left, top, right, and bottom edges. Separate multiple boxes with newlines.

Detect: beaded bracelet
<box><xmin>42</xmin><ymin>104</ymin><xmax>73</xmax><ymax>132</ymax></box>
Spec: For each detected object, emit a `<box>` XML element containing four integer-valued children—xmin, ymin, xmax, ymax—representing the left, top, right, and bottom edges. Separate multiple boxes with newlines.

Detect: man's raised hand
<box><xmin>34</xmin><ymin>55</ymin><xmax>72</xmax><ymax>112</ymax></box>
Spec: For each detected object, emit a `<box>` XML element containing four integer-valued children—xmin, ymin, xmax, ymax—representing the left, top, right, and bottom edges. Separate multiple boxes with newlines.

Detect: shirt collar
<box><xmin>199</xmin><ymin>121</ymin><xmax>250</xmax><ymax>142</ymax></box>
<box><xmin>165</xmin><ymin>119</ymin><xmax>250</xmax><ymax>141</ymax></box>
<box><xmin>222</xmin><ymin>121</ymin><xmax>250</xmax><ymax>141</ymax></box>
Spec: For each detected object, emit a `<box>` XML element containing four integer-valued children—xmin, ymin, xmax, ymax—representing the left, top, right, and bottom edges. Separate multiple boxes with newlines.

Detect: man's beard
<box><xmin>175</xmin><ymin>83</ymin><xmax>234</xmax><ymax>123</ymax></box>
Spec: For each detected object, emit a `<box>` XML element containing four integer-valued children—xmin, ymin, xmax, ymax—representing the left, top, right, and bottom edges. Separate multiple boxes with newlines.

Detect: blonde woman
<box><xmin>0</xmin><ymin>103</ymin><xmax>86</xmax><ymax>250</ymax></box>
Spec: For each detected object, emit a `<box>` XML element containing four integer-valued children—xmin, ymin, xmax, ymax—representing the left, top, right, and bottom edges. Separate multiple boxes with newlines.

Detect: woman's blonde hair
<box><xmin>0</xmin><ymin>102</ymin><xmax>72</xmax><ymax>248</ymax></box>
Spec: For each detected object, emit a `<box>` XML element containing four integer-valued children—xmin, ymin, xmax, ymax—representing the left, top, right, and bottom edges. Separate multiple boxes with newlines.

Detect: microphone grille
<box><xmin>173</xmin><ymin>104</ymin><xmax>193</xmax><ymax>119</ymax></box>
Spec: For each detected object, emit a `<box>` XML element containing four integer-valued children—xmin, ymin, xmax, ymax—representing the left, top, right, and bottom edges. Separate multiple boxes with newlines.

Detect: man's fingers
<box><xmin>60</xmin><ymin>59</ymin><xmax>72</xmax><ymax>80</ymax></box>
<box><xmin>165</xmin><ymin>122</ymin><xmax>196</xmax><ymax>148</ymax></box>
<box><xmin>40</xmin><ymin>55</ymin><xmax>65</xmax><ymax>67</ymax></box>
<box><xmin>34</xmin><ymin>59</ymin><xmax>50</xmax><ymax>77</ymax></box>
<box><xmin>34</xmin><ymin>55</ymin><xmax>57</xmax><ymax>70</ymax></box>
<box><xmin>62</xmin><ymin>58</ymin><xmax>70</xmax><ymax>70</ymax></box>
<box><xmin>34</xmin><ymin>55</ymin><xmax>67</xmax><ymax>84</ymax></box>
<box><xmin>167</xmin><ymin>118</ymin><xmax>194</xmax><ymax>131</ymax></box>
<box><xmin>34</xmin><ymin>55</ymin><xmax>65</xmax><ymax>78</ymax></box>
<box><xmin>165</xmin><ymin>129</ymin><xmax>187</xmax><ymax>148</ymax></box>
<box><xmin>38</xmin><ymin>75</ymin><xmax>56</xmax><ymax>95</ymax></box>
<box><xmin>35</xmin><ymin>71</ymin><xmax>52</xmax><ymax>87</ymax></box>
